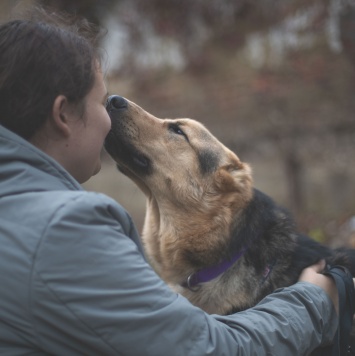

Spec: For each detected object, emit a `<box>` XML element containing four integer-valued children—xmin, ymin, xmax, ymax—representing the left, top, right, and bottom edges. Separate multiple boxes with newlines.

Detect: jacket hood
<box><xmin>0</xmin><ymin>124</ymin><xmax>82</xmax><ymax>198</ymax></box>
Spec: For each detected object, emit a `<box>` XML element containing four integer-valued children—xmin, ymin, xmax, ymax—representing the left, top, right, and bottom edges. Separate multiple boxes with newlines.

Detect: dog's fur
<box><xmin>105</xmin><ymin>96</ymin><xmax>355</xmax><ymax>317</ymax></box>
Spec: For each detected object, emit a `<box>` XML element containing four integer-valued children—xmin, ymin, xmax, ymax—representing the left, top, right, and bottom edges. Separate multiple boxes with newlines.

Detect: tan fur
<box><xmin>105</xmin><ymin>98</ymin><xmax>260</xmax><ymax>314</ymax></box>
<box><xmin>105</xmin><ymin>97</ymin><xmax>355</xmax><ymax>350</ymax></box>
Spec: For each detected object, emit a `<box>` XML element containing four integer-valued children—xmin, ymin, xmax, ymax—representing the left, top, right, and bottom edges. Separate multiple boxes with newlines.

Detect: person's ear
<box><xmin>51</xmin><ymin>95</ymin><xmax>72</xmax><ymax>137</ymax></box>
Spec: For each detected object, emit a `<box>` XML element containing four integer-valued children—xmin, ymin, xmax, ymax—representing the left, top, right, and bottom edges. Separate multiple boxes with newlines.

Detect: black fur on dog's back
<box><xmin>229</xmin><ymin>189</ymin><xmax>297</xmax><ymax>270</ymax></box>
<box><xmin>292</xmin><ymin>235</ymin><xmax>355</xmax><ymax>279</ymax></box>
<box><xmin>225</xmin><ymin>189</ymin><xmax>355</xmax><ymax>314</ymax></box>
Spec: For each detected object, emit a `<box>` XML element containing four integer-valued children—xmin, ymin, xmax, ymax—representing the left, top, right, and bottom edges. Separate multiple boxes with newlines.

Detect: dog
<box><xmin>104</xmin><ymin>95</ymin><xmax>355</xmax><ymax>317</ymax></box>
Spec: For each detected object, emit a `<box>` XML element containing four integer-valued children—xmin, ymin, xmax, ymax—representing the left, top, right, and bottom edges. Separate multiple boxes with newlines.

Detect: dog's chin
<box><xmin>115</xmin><ymin>162</ymin><xmax>140</xmax><ymax>178</ymax></box>
<box><xmin>115</xmin><ymin>162</ymin><xmax>152</xmax><ymax>197</ymax></box>
<box><xmin>112</xmin><ymin>151</ymin><xmax>152</xmax><ymax>176</ymax></box>
<box><xmin>119</xmin><ymin>152</ymin><xmax>151</xmax><ymax>176</ymax></box>
<box><xmin>116</xmin><ymin>163</ymin><xmax>129</xmax><ymax>175</ymax></box>
<box><xmin>105</xmin><ymin>132</ymin><xmax>152</xmax><ymax>176</ymax></box>
<box><xmin>131</xmin><ymin>154</ymin><xmax>150</xmax><ymax>170</ymax></box>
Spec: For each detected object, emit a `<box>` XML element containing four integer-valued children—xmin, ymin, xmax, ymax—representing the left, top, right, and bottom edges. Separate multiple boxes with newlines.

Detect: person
<box><xmin>0</xmin><ymin>6</ymin><xmax>345</xmax><ymax>355</ymax></box>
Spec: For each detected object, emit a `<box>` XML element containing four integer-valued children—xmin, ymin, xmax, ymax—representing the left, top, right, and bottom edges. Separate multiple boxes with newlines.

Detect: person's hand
<box><xmin>298</xmin><ymin>260</ymin><xmax>339</xmax><ymax>315</ymax></box>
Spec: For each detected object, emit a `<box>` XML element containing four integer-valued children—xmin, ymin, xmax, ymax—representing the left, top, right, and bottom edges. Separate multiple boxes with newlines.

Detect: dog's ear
<box><xmin>214</xmin><ymin>158</ymin><xmax>252</xmax><ymax>194</ymax></box>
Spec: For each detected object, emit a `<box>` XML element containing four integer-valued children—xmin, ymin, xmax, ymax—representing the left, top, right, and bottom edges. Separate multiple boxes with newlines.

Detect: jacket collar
<box><xmin>0</xmin><ymin>124</ymin><xmax>82</xmax><ymax>198</ymax></box>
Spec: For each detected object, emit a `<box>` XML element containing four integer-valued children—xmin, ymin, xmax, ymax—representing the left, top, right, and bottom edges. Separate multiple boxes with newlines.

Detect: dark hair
<box><xmin>0</xmin><ymin>7</ymin><xmax>103</xmax><ymax>139</ymax></box>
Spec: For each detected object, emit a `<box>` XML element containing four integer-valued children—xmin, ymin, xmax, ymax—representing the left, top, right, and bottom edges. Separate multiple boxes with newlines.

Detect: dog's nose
<box><xmin>106</xmin><ymin>95</ymin><xmax>128</xmax><ymax>110</ymax></box>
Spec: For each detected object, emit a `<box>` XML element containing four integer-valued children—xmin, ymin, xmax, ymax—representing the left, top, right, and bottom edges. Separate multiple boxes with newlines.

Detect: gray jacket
<box><xmin>0</xmin><ymin>124</ymin><xmax>337</xmax><ymax>355</ymax></box>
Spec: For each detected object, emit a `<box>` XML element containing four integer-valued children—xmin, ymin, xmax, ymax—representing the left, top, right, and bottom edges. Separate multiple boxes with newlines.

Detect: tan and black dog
<box><xmin>105</xmin><ymin>95</ymin><xmax>355</xmax><ymax>316</ymax></box>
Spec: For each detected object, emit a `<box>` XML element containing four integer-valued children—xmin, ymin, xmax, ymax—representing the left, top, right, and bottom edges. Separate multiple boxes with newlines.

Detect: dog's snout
<box><xmin>106</xmin><ymin>95</ymin><xmax>128</xmax><ymax>111</ymax></box>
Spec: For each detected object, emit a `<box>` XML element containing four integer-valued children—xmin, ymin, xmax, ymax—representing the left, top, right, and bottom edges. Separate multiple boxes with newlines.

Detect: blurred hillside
<box><xmin>2</xmin><ymin>0</ymin><xmax>355</xmax><ymax>246</ymax></box>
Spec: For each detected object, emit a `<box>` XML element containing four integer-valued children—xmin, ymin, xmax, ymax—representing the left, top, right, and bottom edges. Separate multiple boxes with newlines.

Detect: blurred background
<box><xmin>2</xmin><ymin>0</ymin><xmax>355</xmax><ymax>246</ymax></box>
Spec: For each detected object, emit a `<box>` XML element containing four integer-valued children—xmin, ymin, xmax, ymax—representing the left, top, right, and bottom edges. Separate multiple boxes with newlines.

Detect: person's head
<box><xmin>0</xmin><ymin>7</ymin><xmax>111</xmax><ymax>183</ymax></box>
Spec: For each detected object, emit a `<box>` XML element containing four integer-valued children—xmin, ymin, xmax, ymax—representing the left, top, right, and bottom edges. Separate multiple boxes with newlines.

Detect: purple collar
<box><xmin>182</xmin><ymin>248</ymin><xmax>247</xmax><ymax>291</ymax></box>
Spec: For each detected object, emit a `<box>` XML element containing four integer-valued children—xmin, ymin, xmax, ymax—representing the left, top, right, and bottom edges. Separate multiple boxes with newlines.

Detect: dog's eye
<box><xmin>169</xmin><ymin>123</ymin><xmax>188</xmax><ymax>140</ymax></box>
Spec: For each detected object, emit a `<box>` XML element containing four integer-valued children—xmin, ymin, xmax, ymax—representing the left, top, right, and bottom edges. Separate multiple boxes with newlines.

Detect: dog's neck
<box><xmin>181</xmin><ymin>247</ymin><xmax>248</xmax><ymax>290</ymax></box>
<box><xmin>142</xmin><ymin>194</ymin><xmax>247</xmax><ymax>280</ymax></box>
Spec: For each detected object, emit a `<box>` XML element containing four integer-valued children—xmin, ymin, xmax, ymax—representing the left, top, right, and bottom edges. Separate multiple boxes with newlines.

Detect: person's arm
<box><xmin>212</xmin><ymin>282</ymin><xmax>337</xmax><ymax>355</ymax></box>
<box><xmin>31</xmin><ymin>192</ymin><xmax>337</xmax><ymax>355</ymax></box>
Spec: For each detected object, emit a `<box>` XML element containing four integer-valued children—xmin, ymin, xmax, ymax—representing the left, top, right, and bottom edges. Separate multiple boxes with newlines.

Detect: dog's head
<box><xmin>105</xmin><ymin>95</ymin><xmax>253</xmax><ymax>215</ymax></box>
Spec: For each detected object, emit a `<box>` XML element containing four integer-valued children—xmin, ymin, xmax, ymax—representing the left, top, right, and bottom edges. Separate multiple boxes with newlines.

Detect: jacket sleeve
<box><xmin>31</xmin><ymin>192</ymin><xmax>337</xmax><ymax>356</ymax></box>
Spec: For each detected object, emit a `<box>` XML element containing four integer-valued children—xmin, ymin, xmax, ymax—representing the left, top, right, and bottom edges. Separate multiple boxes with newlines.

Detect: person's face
<box><xmin>67</xmin><ymin>68</ymin><xmax>111</xmax><ymax>183</ymax></box>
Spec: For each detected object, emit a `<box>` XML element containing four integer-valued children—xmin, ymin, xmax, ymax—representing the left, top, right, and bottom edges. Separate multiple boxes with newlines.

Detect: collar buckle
<box><xmin>182</xmin><ymin>247</ymin><xmax>247</xmax><ymax>291</ymax></box>
<box><xmin>186</xmin><ymin>274</ymin><xmax>201</xmax><ymax>292</ymax></box>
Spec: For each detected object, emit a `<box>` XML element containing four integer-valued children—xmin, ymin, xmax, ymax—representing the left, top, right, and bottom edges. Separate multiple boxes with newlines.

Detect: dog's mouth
<box><xmin>104</xmin><ymin>95</ymin><xmax>152</xmax><ymax>176</ymax></box>
<box><xmin>104</xmin><ymin>130</ymin><xmax>152</xmax><ymax>175</ymax></box>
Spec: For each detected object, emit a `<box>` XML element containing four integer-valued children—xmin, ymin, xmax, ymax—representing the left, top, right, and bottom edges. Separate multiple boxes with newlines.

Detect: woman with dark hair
<box><xmin>0</xmin><ymin>7</ymin><xmax>345</xmax><ymax>355</ymax></box>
